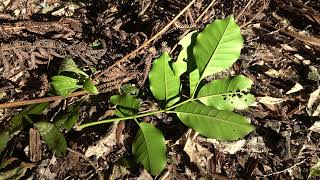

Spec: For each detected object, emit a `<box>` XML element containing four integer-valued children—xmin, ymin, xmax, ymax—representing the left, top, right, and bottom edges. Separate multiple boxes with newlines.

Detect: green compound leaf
<box><xmin>193</xmin><ymin>15</ymin><xmax>243</xmax><ymax>80</ymax></box>
<box><xmin>0</xmin><ymin>131</ymin><xmax>9</xmax><ymax>153</ymax></box>
<box><xmin>51</xmin><ymin>75</ymin><xmax>82</xmax><ymax>97</ymax></box>
<box><xmin>83</xmin><ymin>78</ymin><xmax>99</xmax><ymax>95</ymax></box>
<box><xmin>58</xmin><ymin>56</ymin><xmax>89</xmax><ymax>77</ymax></box>
<box><xmin>132</xmin><ymin>122</ymin><xmax>167</xmax><ymax>175</ymax></box>
<box><xmin>34</xmin><ymin>122</ymin><xmax>67</xmax><ymax>157</ymax></box>
<box><xmin>110</xmin><ymin>95</ymin><xmax>140</xmax><ymax>117</ymax></box>
<box><xmin>174</xmin><ymin>101</ymin><xmax>255</xmax><ymax>141</ymax></box>
<box><xmin>198</xmin><ymin>75</ymin><xmax>255</xmax><ymax>111</ymax></box>
<box><xmin>149</xmin><ymin>52</ymin><xmax>181</xmax><ymax>107</ymax></box>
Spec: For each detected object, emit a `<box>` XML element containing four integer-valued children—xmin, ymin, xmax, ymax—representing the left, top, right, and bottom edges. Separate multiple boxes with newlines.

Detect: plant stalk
<box><xmin>76</xmin><ymin>98</ymin><xmax>195</xmax><ymax>130</ymax></box>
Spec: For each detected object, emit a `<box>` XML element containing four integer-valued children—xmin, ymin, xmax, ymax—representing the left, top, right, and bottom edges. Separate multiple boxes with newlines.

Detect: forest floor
<box><xmin>0</xmin><ymin>0</ymin><xmax>320</xmax><ymax>179</ymax></box>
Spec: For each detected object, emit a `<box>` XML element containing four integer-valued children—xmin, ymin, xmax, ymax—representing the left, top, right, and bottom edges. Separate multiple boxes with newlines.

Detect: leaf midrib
<box><xmin>200</xmin><ymin>18</ymin><xmax>232</xmax><ymax>79</ymax></box>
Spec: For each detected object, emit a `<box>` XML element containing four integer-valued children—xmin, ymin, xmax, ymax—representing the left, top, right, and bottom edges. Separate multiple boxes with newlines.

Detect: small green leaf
<box><xmin>132</xmin><ymin>122</ymin><xmax>167</xmax><ymax>175</ymax></box>
<box><xmin>149</xmin><ymin>52</ymin><xmax>181</xmax><ymax>107</ymax></box>
<box><xmin>309</xmin><ymin>160</ymin><xmax>320</xmax><ymax>178</ymax></box>
<box><xmin>34</xmin><ymin>122</ymin><xmax>67</xmax><ymax>157</ymax></box>
<box><xmin>83</xmin><ymin>78</ymin><xmax>99</xmax><ymax>95</ymax></box>
<box><xmin>121</xmin><ymin>84</ymin><xmax>140</xmax><ymax>97</ymax></box>
<box><xmin>58</xmin><ymin>56</ymin><xmax>89</xmax><ymax>77</ymax></box>
<box><xmin>193</xmin><ymin>15</ymin><xmax>243</xmax><ymax>80</ymax></box>
<box><xmin>110</xmin><ymin>95</ymin><xmax>140</xmax><ymax>117</ymax></box>
<box><xmin>55</xmin><ymin>111</ymin><xmax>80</xmax><ymax>131</ymax></box>
<box><xmin>51</xmin><ymin>75</ymin><xmax>81</xmax><ymax>97</ymax></box>
<box><xmin>198</xmin><ymin>75</ymin><xmax>255</xmax><ymax>111</ymax></box>
<box><xmin>0</xmin><ymin>131</ymin><xmax>9</xmax><ymax>153</ymax></box>
<box><xmin>174</xmin><ymin>101</ymin><xmax>255</xmax><ymax>140</ymax></box>
<box><xmin>172</xmin><ymin>31</ymin><xmax>197</xmax><ymax>77</ymax></box>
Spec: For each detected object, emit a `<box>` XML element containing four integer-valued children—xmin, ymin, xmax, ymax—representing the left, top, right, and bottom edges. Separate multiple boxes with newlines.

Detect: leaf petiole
<box><xmin>76</xmin><ymin>98</ymin><xmax>196</xmax><ymax>130</ymax></box>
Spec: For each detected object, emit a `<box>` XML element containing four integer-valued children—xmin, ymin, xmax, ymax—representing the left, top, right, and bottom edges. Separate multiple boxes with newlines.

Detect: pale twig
<box><xmin>67</xmin><ymin>148</ymin><xmax>104</xmax><ymax>180</ymax></box>
<box><xmin>260</xmin><ymin>159</ymin><xmax>306</xmax><ymax>177</ymax></box>
<box><xmin>0</xmin><ymin>91</ymin><xmax>88</xmax><ymax>109</ymax></box>
<box><xmin>170</xmin><ymin>0</ymin><xmax>216</xmax><ymax>54</ymax></box>
<box><xmin>236</xmin><ymin>0</ymin><xmax>254</xmax><ymax>21</ymax></box>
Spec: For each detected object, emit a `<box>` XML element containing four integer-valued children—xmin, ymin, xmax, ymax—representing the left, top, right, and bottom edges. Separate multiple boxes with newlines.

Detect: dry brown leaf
<box><xmin>85</xmin><ymin>122</ymin><xmax>118</xmax><ymax>158</ymax></box>
<box><xmin>257</xmin><ymin>96</ymin><xmax>286</xmax><ymax>105</ymax></box>
<box><xmin>307</xmin><ymin>87</ymin><xmax>320</xmax><ymax>116</ymax></box>
<box><xmin>183</xmin><ymin>136</ymin><xmax>213</xmax><ymax>171</ymax></box>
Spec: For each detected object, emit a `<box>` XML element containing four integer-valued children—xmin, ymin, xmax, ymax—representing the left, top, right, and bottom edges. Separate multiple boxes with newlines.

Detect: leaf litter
<box><xmin>0</xmin><ymin>0</ymin><xmax>320</xmax><ymax>179</ymax></box>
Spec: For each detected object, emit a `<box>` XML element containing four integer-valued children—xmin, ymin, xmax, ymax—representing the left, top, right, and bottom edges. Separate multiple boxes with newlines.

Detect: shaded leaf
<box><xmin>149</xmin><ymin>52</ymin><xmax>181</xmax><ymax>107</ymax></box>
<box><xmin>58</xmin><ymin>56</ymin><xmax>89</xmax><ymax>77</ymax></box>
<box><xmin>121</xmin><ymin>84</ymin><xmax>140</xmax><ymax>97</ymax></box>
<box><xmin>34</xmin><ymin>122</ymin><xmax>67</xmax><ymax>157</ymax></box>
<box><xmin>51</xmin><ymin>75</ymin><xmax>81</xmax><ymax>97</ymax></box>
<box><xmin>28</xmin><ymin>103</ymin><xmax>49</xmax><ymax>115</ymax></box>
<box><xmin>174</xmin><ymin>101</ymin><xmax>255</xmax><ymax>140</ymax></box>
<box><xmin>110</xmin><ymin>95</ymin><xmax>140</xmax><ymax>117</ymax></box>
<box><xmin>132</xmin><ymin>122</ymin><xmax>167</xmax><ymax>175</ymax></box>
<box><xmin>55</xmin><ymin>111</ymin><xmax>80</xmax><ymax>131</ymax></box>
<box><xmin>8</xmin><ymin>103</ymin><xmax>48</xmax><ymax>133</ymax></box>
<box><xmin>83</xmin><ymin>78</ymin><xmax>99</xmax><ymax>95</ymax></box>
<box><xmin>0</xmin><ymin>131</ymin><xmax>9</xmax><ymax>153</ymax></box>
<box><xmin>198</xmin><ymin>75</ymin><xmax>255</xmax><ymax>111</ymax></box>
<box><xmin>193</xmin><ymin>15</ymin><xmax>243</xmax><ymax>80</ymax></box>
<box><xmin>173</xmin><ymin>31</ymin><xmax>197</xmax><ymax>77</ymax></box>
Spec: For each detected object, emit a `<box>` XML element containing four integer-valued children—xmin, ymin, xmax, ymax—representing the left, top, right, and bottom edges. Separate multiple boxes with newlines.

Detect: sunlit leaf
<box><xmin>149</xmin><ymin>52</ymin><xmax>181</xmax><ymax>107</ymax></box>
<box><xmin>58</xmin><ymin>56</ymin><xmax>89</xmax><ymax>77</ymax></box>
<box><xmin>174</xmin><ymin>101</ymin><xmax>255</xmax><ymax>140</ymax></box>
<box><xmin>34</xmin><ymin>122</ymin><xmax>67</xmax><ymax>157</ymax></box>
<box><xmin>193</xmin><ymin>15</ymin><xmax>243</xmax><ymax>80</ymax></box>
<box><xmin>110</xmin><ymin>95</ymin><xmax>140</xmax><ymax>117</ymax></box>
<box><xmin>132</xmin><ymin>122</ymin><xmax>167</xmax><ymax>175</ymax></box>
<box><xmin>309</xmin><ymin>160</ymin><xmax>320</xmax><ymax>178</ymax></box>
<box><xmin>51</xmin><ymin>75</ymin><xmax>81</xmax><ymax>97</ymax></box>
<box><xmin>197</xmin><ymin>75</ymin><xmax>255</xmax><ymax>111</ymax></box>
<box><xmin>0</xmin><ymin>167</ymin><xmax>28</xmax><ymax>179</ymax></box>
<box><xmin>83</xmin><ymin>78</ymin><xmax>99</xmax><ymax>95</ymax></box>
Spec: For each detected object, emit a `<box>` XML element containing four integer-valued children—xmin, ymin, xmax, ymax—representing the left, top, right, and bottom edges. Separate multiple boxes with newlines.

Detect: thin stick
<box><xmin>236</xmin><ymin>0</ymin><xmax>254</xmax><ymax>21</ymax></box>
<box><xmin>93</xmin><ymin>0</ymin><xmax>197</xmax><ymax>80</ymax></box>
<box><xmin>170</xmin><ymin>0</ymin><xmax>216</xmax><ymax>54</ymax></box>
<box><xmin>260</xmin><ymin>159</ymin><xmax>306</xmax><ymax>177</ymax></box>
<box><xmin>67</xmin><ymin>148</ymin><xmax>104</xmax><ymax>180</ymax></box>
<box><xmin>0</xmin><ymin>0</ymin><xmax>196</xmax><ymax>109</ymax></box>
<box><xmin>240</xmin><ymin>0</ymin><xmax>269</xmax><ymax>28</ymax></box>
<box><xmin>0</xmin><ymin>91</ymin><xmax>88</xmax><ymax>109</ymax></box>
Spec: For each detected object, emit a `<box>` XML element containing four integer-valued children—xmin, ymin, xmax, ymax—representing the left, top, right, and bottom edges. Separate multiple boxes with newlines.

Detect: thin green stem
<box><xmin>76</xmin><ymin>109</ymin><xmax>166</xmax><ymax>130</ymax></box>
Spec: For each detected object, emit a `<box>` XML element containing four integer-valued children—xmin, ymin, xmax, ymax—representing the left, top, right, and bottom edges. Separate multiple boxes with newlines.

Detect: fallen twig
<box><xmin>0</xmin><ymin>0</ymin><xmax>197</xmax><ymax>109</ymax></box>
